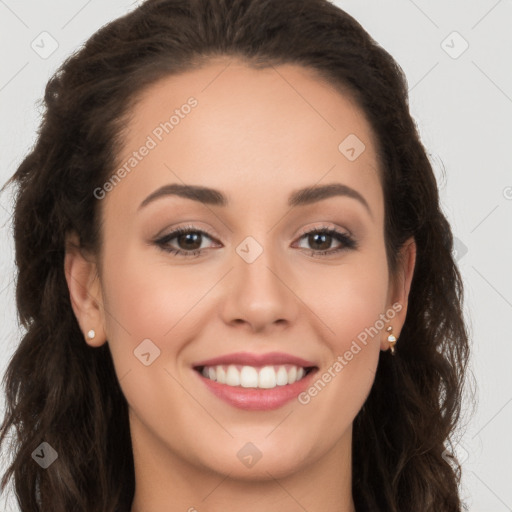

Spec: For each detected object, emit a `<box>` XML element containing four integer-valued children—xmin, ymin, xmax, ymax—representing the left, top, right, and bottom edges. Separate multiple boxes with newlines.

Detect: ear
<box><xmin>381</xmin><ymin>237</ymin><xmax>416</xmax><ymax>351</ymax></box>
<box><xmin>64</xmin><ymin>231</ymin><xmax>107</xmax><ymax>347</ymax></box>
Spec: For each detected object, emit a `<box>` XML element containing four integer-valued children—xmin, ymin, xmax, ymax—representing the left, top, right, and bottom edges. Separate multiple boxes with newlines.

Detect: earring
<box><xmin>386</xmin><ymin>326</ymin><xmax>397</xmax><ymax>355</ymax></box>
<box><xmin>87</xmin><ymin>329</ymin><xmax>96</xmax><ymax>340</ymax></box>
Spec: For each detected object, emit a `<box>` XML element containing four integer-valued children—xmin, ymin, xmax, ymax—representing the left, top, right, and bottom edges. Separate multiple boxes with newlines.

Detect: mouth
<box><xmin>193</xmin><ymin>363</ymin><xmax>317</xmax><ymax>389</ymax></box>
<box><xmin>191</xmin><ymin>351</ymin><xmax>319</xmax><ymax>410</ymax></box>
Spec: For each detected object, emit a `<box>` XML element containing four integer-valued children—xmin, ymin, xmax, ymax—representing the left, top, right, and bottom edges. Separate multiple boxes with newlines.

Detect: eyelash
<box><xmin>154</xmin><ymin>224</ymin><xmax>357</xmax><ymax>259</ymax></box>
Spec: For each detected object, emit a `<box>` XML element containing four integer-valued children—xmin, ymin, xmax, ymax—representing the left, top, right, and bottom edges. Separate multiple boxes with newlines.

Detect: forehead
<box><xmin>103</xmin><ymin>59</ymin><xmax>382</xmax><ymax>220</ymax></box>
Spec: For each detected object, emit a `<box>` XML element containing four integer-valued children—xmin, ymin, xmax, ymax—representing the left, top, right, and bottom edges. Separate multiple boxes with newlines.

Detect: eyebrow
<box><xmin>138</xmin><ymin>182</ymin><xmax>372</xmax><ymax>217</ymax></box>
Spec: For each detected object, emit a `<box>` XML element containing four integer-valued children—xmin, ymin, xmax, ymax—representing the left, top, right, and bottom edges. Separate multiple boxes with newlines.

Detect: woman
<box><xmin>0</xmin><ymin>0</ymin><xmax>471</xmax><ymax>510</ymax></box>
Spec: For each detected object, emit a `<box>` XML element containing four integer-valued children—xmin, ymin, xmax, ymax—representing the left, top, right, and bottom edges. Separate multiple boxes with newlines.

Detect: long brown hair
<box><xmin>0</xmin><ymin>0</ymin><xmax>473</xmax><ymax>510</ymax></box>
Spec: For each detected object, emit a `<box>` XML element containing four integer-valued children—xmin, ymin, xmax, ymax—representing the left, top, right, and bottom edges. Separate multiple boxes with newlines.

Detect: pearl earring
<box><xmin>87</xmin><ymin>329</ymin><xmax>96</xmax><ymax>340</ymax></box>
<box><xmin>386</xmin><ymin>326</ymin><xmax>397</xmax><ymax>355</ymax></box>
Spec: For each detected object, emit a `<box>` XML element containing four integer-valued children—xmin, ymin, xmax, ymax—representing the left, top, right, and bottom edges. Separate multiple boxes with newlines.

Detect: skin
<box><xmin>65</xmin><ymin>58</ymin><xmax>416</xmax><ymax>512</ymax></box>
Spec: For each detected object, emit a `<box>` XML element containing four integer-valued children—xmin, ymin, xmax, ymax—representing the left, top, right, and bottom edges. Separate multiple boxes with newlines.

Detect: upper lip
<box><xmin>192</xmin><ymin>351</ymin><xmax>317</xmax><ymax>368</ymax></box>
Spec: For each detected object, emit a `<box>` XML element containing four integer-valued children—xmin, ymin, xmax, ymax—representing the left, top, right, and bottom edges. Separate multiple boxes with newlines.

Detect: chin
<box><xmin>191</xmin><ymin>438</ymin><xmax>315</xmax><ymax>482</ymax></box>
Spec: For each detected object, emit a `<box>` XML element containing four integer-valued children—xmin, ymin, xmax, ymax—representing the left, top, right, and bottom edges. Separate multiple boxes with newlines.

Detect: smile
<box><xmin>192</xmin><ymin>351</ymin><xmax>319</xmax><ymax>411</ymax></box>
<box><xmin>196</xmin><ymin>364</ymin><xmax>314</xmax><ymax>389</ymax></box>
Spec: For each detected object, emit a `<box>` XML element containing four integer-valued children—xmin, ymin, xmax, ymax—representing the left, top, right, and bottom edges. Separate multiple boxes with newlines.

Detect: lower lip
<box><xmin>194</xmin><ymin>368</ymin><xmax>318</xmax><ymax>411</ymax></box>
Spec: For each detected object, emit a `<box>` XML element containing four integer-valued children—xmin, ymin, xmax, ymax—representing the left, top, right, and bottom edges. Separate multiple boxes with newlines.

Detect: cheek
<box><xmin>305</xmin><ymin>252</ymin><xmax>390</xmax><ymax>348</ymax></box>
<box><xmin>99</xmin><ymin>250</ymin><xmax>209</xmax><ymax>419</ymax></box>
<box><xmin>101</xmin><ymin>247</ymin><xmax>211</xmax><ymax>339</ymax></box>
<box><xmin>296</xmin><ymin>277</ymin><xmax>388</xmax><ymax>442</ymax></box>
<box><xmin>334</xmin><ymin>271</ymin><xmax>390</xmax><ymax>345</ymax></box>
<box><xmin>300</xmin><ymin>250</ymin><xmax>389</xmax><ymax>405</ymax></box>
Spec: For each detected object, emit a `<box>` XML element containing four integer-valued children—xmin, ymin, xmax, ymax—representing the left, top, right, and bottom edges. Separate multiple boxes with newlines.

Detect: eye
<box><xmin>154</xmin><ymin>225</ymin><xmax>219</xmax><ymax>258</ymax></box>
<box><xmin>294</xmin><ymin>225</ymin><xmax>357</xmax><ymax>257</ymax></box>
<box><xmin>153</xmin><ymin>224</ymin><xmax>357</xmax><ymax>258</ymax></box>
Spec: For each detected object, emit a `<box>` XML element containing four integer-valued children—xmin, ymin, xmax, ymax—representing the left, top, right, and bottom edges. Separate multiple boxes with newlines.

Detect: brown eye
<box><xmin>307</xmin><ymin>232</ymin><xmax>333</xmax><ymax>251</ymax></box>
<box><xmin>295</xmin><ymin>227</ymin><xmax>357</xmax><ymax>257</ymax></box>
<box><xmin>154</xmin><ymin>225</ymin><xmax>357</xmax><ymax>258</ymax></box>
<box><xmin>175</xmin><ymin>231</ymin><xmax>202</xmax><ymax>251</ymax></box>
<box><xmin>154</xmin><ymin>227</ymin><xmax>218</xmax><ymax>257</ymax></box>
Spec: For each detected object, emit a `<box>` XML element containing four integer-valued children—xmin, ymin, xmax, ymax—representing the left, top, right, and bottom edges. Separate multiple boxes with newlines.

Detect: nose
<box><xmin>219</xmin><ymin>239</ymin><xmax>300</xmax><ymax>333</ymax></box>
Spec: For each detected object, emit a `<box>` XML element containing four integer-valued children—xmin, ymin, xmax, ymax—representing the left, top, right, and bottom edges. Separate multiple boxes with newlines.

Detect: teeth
<box><xmin>200</xmin><ymin>364</ymin><xmax>309</xmax><ymax>389</ymax></box>
<box><xmin>226</xmin><ymin>365</ymin><xmax>240</xmax><ymax>386</ymax></box>
<box><xmin>288</xmin><ymin>366</ymin><xmax>297</xmax><ymax>384</ymax></box>
<box><xmin>240</xmin><ymin>366</ymin><xmax>258</xmax><ymax>388</ymax></box>
<box><xmin>276</xmin><ymin>366</ymin><xmax>288</xmax><ymax>385</ymax></box>
<box><xmin>258</xmin><ymin>366</ymin><xmax>276</xmax><ymax>388</ymax></box>
<box><xmin>216</xmin><ymin>365</ymin><xmax>226</xmax><ymax>384</ymax></box>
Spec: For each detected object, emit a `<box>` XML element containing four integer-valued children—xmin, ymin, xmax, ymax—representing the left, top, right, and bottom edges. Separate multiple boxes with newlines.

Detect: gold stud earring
<box><xmin>386</xmin><ymin>326</ymin><xmax>397</xmax><ymax>355</ymax></box>
<box><xmin>87</xmin><ymin>329</ymin><xmax>96</xmax><ymax>340</ymax></box>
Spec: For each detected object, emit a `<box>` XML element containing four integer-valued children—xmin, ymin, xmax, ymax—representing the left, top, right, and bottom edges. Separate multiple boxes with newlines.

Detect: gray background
<box><xmin>0</xmin><ymin>1</ymin><xmax>511</xmax><ymax>510</ymax></box>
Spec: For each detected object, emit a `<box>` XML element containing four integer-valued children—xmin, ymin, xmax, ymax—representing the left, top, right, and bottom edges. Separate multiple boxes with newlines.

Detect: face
<box><xmin>68</xmin><ymin>58</ymin><xmax>414</xmax><ymax>482</ymax></box>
